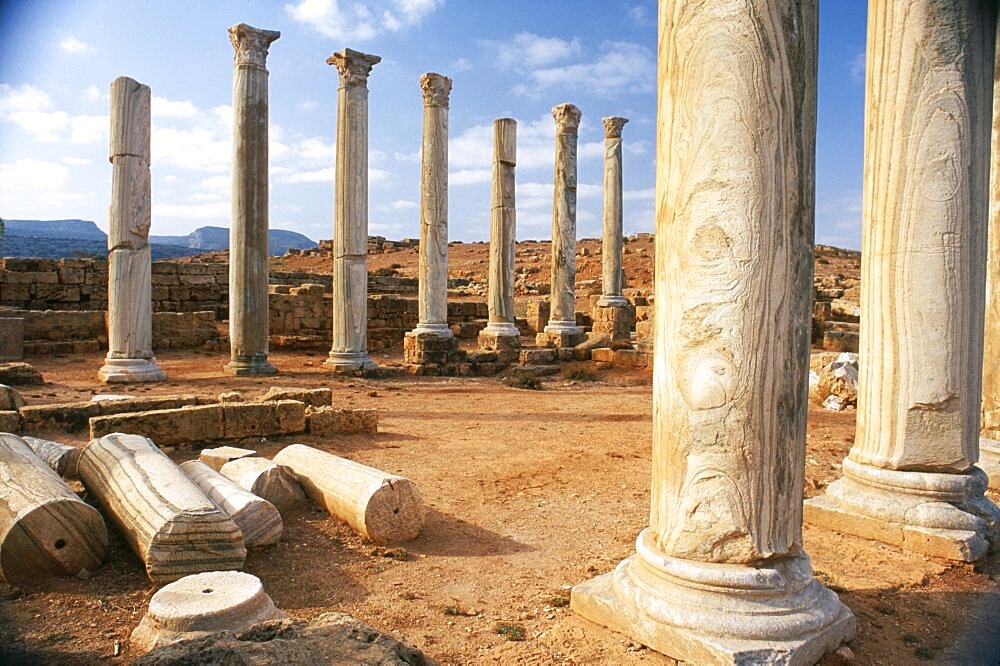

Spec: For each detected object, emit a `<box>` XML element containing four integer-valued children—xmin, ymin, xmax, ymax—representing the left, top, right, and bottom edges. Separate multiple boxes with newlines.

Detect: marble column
<box><xmin>411</xmin><ymin>73</ymin><xmax>452</xmax><ymax>338</ymax></box>
<box><xmin>98</xmin><ymin>77</ymin><xmax>165</xmax><ymax>384</ymax></box>
<box><xmin>325</xmin><ymin>49</ymin><xmax>380</xmax><ymax>373</ymax></box>
<box><xmin>572</xmin><ymin>2</ymin><xmax>854</xmax><ymax>663</ymax></box>
<box><xmin>225</xmin><ymin>23</ymin><xmax>279</xmax><ymax>376</ymax></box>
<box><xmin>805</xmin><ymin>0</ymin><xmax>1000</xmax><ymax>562</ymax></box>
<box><xmin>479</xmin><ymin>118</ymin><xmax>520</xmax><ymax>360</ymax></box>
<box><xmin>980</xmin><ymin>26</ymin><xmax>1000</xmax><ymax>489</ymax></box>
<box><xmin>597</xmin><ymin>116</ymin><xmax>628</xmax><ymax>308</ymax></box>
<box><xmin>542</xmin><ymin>103</ymin><xmax>583</xmax><ymax>347</ymax></box>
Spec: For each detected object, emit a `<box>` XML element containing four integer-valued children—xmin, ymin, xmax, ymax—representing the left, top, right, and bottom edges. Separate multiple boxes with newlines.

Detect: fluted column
<box><xmin>542</xmin><ymin>103</ymin><xmax>583</xmax><ymax>346</ymax></box>
<box><xmin>598</xmin><ymin>117</ymin><xmax>628</xmax><ymax>307</ymax></box>
<box><xmin>805</xmin><ymin>0</ymin><xmax>1000</xmax><ymax>562</ymax></box>
<box><xmin>326</xmin><ymin>48</ymin><xmax>380</xmax><ymax>373</ymax></box>
<box><xmin>980</xmin><ymin>25</ymin><xmax>1000</xmax><ymax>489</ymax></box>
<box><xmin>483</xmin><ymin>119</ymin><xmax>519</xmax><ymax>337</ymax></box>
<box><xmin>572</xmin><ymin>2</ymin><xmax>854</xmax><ymax>662</ymax></box>
<box><xmin>225</xmin><ymin>23</ymin><xmax>279</xmax><ymax>376</ymax></box>
<box><xmin>411</xmin><ymin>73</ymin><xmax>452</xmax><ymax>337</ymax></box>
<box><xmin>98</xmin><ymin>76</ymin><xmax>165</xmax><ymax>384</ymax></box>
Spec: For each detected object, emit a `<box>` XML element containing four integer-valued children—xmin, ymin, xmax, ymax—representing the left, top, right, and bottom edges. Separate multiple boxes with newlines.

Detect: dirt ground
<box><xmin>2</xmin><ymin>348</ymin><xmax>999</xmax><ymax>665</ymax></box>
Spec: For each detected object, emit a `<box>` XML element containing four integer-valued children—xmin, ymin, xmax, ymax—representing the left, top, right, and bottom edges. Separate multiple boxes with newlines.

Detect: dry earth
<box><xmin>1</xmin><ymin>347</ymin><xmax>998</xmax><ymax>665</ymax></box>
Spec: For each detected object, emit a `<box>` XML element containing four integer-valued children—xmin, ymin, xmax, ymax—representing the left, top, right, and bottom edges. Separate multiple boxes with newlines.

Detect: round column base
<box><xmin>409</xmin><ymin>323</ymin><xmax>453</xmax><ymax>338</ymax></box>
<box><xmin>571</xmin><ymin>529</ymin><xmax>854</xmax><ymax>665</ymax></box>
<box><xmin>804</xmin><ymin>458</ymin><xmax>1000</xmax><ymax>561</ymax></box>
<box><xmin>596</xmin><ymin>295</ymin><xmax>628</xmax><ymax>307</ymax></box>
<box><xmin>98</xmin><ymin>357</ymin><xmax>166</xmax><ymax>384</ymax></box>
<box><xmin>130</xmin><ymin>571</ymin><xmax>285</xmax><ymax>653</ymax></box>
<box><xmin>325</xmin><ymin>351</ymin><xmax>377</xmax><ymax>373</ymax></box>
<box><xmin>224</xmin><ymin>357</ymin><xmax>278</xmax><ymax>376</ymax></box>
<box><xmin>481</xmin><ymin>322</ymin><xmax>520</xmax><ymax>338</ymax></box>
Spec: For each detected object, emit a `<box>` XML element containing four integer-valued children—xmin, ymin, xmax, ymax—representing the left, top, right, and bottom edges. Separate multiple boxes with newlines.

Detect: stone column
<box><xmin>98</xmin><ymin>77</ymin><xmax>165</xmax><ymax>384</ymax></box>
<box><xmin>805</xmin><ymin>0</ymin><xmax>1000</xmax><ymax>562</ymax></box>
<box><xmin>225</xmin><ymin>23</ymin><xmax>279</xmax><ymax>376</ymax></box>
<box><xmin>541</xmin><ymin>103</ymin><xmax>584</xmax><ymax>348</ymax></box>
<box><xmin>572</xmin><ymin>2</ymin><xmax>854</xmax><ymax>663</ymax></box>
<box><xmin>325</xmin><ymin>49</ymin><xmax>380</xmax><ymax>373</ymax></box>
<box><xmin>598</xmin><ymin>117</ymin><xmax>627</xmax><ymax>307</ymax></box>
<box><xmin>980</xmin><ymin>26</ymin><xmax>1000</xmax><ymax>489</ymax></box>
<box><xmin>478</xmin><ymin>118</ymin><xmax>521</xmax><ymax>363</ymax></box>
<box><xmin>411</xmin><ymin>73</ymin><xmax>452</xmax><ymax>338</ymax></box>
<box><xmin>592</xmin><ymin>116</ymin><xmax>634</xmax><ymax>342</ymax></box>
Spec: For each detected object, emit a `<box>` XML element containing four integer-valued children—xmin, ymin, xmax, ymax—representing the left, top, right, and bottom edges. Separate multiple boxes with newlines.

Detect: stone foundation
<box><xmin>590</xmin><ymin>303</ymin><xmax>633</xmax><ymax>341</ymax></box>
<box><xmin>477</xmin><ymin>329</ymin><xmax>521</xmax><ymax>364</ymax></box>
<box><xmin>536</xmin><ymin>329</ymin><xmax>584</xmax><ymax>349</ymax></box>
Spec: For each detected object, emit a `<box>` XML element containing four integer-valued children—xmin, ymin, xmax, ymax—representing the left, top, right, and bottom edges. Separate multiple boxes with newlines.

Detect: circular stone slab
<box><xmin>130</xmin><ymin>571</ymin><xmax>284</xmax><ymax>653</ymax></box>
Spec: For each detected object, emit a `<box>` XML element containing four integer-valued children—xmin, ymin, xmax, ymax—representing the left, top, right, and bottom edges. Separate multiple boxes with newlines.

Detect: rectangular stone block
<box><xmin>256</xmin><ymin>387</ymin><xmax>332</xmax><ymax>408</ymax></box>
<box><xmin>20</xmin><ymin>401</ymin><xmax>101</xmax><ymax>434</ymax></box>
<box><xmin>199</xmin><ymin>446</ymin><xmax>256</xmax><ymax>471</ymax></box>
<box><xmin>0</xmin><ymin>410</ymin><xmax>21</xmax><ymax>432</ymax></box>
<box><xmin>307</xmin><ymin>406</ymin><xmax>378</xmax><ymax>435</ymax></box>
<box><xmin>591</xmin><ymin>348</ymin><xmax>615</xmax><ymax>364</ymax></box>
<box><xmin>89</xmin><ymin>404</ymin><xmax>225</xmax><ymax>446</ymax></box>
<box><xmin>220</xmin><ymin>400</ymin><xmax>306</xmax><ymax>439</ymax></box>
<box><xmin>0</xmin><ymin>318</ymin><xmax>24</xmax><ymax>361</ymax></box>
<box><xmin>520</xmin><ymin>348</ymin><xmax>557</xmax><ymax>364</ymax></box>
<box><xmin>96</xmin><ymin>394</ymin><xmax>200</xmax><ymax>416</ymax></box>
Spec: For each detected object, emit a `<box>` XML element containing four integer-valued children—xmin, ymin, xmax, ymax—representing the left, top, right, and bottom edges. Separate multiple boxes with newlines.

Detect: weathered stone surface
<box><xmin>572</xmin><ymin>2</ymin><xmax>854</xmax><ymax>663</ymax></box>
<box><xmin>274</xmin><ymin>444</ymin><xmax>424</xmax><ymax>544</ymax></box>
<box><xmin>981</xmin><ymin>21</ymin><xmax>1000</xmax><ymax>490</ymax></box>
<box><xmin>519</xmin><ymin>348</ymin><xmax>556</xmax><ymax>365</ymax></box>
<box><xmin>0</xmin><ymin>362</ymin><xmax>43</xmax><ymax>385</ymax></box>
<box><xmin>0</xmin><ymin>433</ymin><xmax>107</xmax><ymax>583</ymax></box>
<box><xmin>199</xmin><ymin>446</ymin><xmax>257</xmax><ymax>471</ymax></box>
<box><xmin>78</xmin><ymin>433</ymin><xmax>244</xmax><ymax>585</ymax></box>
<box><xmin>180</xmin><ymin>461</ymin><xmax>283</xmax><ymax>547</ymax></box>
<box><xmin>805</xmin><ymin>0</ymin><xmax>1000</xmax><ymax>562</ymax></box>
<box><xmin>220</xmin><ymin>457</ymin><xmax>307</xmax><ymax>513</ymax></box>
<box><xmin>598</xmin><ymin>117</ymin><xmax>628</xmax><ymax>308</ymax></box>
<box><xmin>22</xmin><ymin>436</ymin><xmax>81</xmax><ymax>479</ymax></box>
<box><xmin>0</xmin><ymin>317</ymin><xmax>24</xmax><ymax>361</ymax></box>
<box><xmin>0</xmin><ymin>410</ymin><xmax>21</xmax><ymax>432</ymax></box>
<box><xmin>21</xmin><ymin>401</ymin><xmax>101</xmax><ymax>434</ymax></box>
<box><xmin>482</xmin><ymin>118</ymin><xmax>520</xmax><ymax>343</ymax></box>
<box><xmin>256</xmin><ymin>387</ymin><xmax>331</xmax><ymax>408</ymax></box>
<box><xmin>822</xmin><ymin>329</ymin><xmax>858</xmax><ymax>353</ymax></box>
<box><xmin>307</xmin><ymin>406</ymin><xmax>378</xmax><ymax>435</ymax></box>
<box><xmin>133</xmin><ymin>612</ymin><xmax>427</xmax><ymax>666</ymax></box>
<box><xmin>131</xmin><ymin>571</ymin><xmax>284</xmax><ymax>653</ymax></box>
<box><xmin>0</xmin><ymin>384</ymin><xmax>24</xmax><ymax>411</ymax></box>
<box><xmin>813</xmin><ymin>353</ymin><xmax>859</xmax><ymax>411</ymax></box>
<box><xmin>226</xmin><ymin>23</ymin><xmax>280</xmax><ymax>377</ymax></box>
<box><xmin>89</xmin><ymin>405</ymin><xmax>224</xmax><ymax>445</ymax></box>
<box><xmin>326</xmin><ymin>48</ymin><xmax>380</xmax><ymax>373</ymax></box>
<box><xmin>221</xmin><ymin>400</ymin><xmax>306</xmax><ymax>439</ymax></box>
<box><xmin>99</xmin><ymin>76</ymin><xmax>164</xmax><ymax>385</ymax></box>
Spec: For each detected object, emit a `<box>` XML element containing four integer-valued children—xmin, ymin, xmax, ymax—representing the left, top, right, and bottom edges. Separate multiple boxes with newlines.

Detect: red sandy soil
<box><xmin>1</xmin><ymin>348</ymin><xmax>998</xmax><ymax>665</ymax></box>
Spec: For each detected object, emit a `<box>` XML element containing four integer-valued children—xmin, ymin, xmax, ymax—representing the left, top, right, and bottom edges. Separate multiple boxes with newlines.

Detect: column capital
<box><xmin>552</xmin><ymin>103</ymin><xmax>582</xmax><ymax>134</ymax></box>
<box><xmin>327</xmin><ymin>48</ymin><xmax>381</xmax><ymax>88</ymax></box>
<box><xmin>229</xmin><ymin>24</ymin><xmax>280</xmax><ymax>69</ymax></box>
<box><xmin>603</xmin><ymin>116</ymin><xmax>629</xmax><ymax>139</ymax></box>
<box><xmin>419</xmin><ymin>72</ymin><xmax>452</xmax><ymax>108</ymax></box>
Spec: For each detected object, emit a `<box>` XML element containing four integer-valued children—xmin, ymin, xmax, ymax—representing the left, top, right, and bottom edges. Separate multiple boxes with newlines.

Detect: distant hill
<box><xmin>0</xmin><ymin>220</ymin><xmax>318</xmax><ymax>259</ymax></box>
<box><xmin>151</xmin><ymin>226</ymin><xmax>317</xmax><ymax>256</ymax></box>
<box><xmin>3</xmin><ymin>219</ymin><xmax>106</xmax><ymax>240</ymax></box>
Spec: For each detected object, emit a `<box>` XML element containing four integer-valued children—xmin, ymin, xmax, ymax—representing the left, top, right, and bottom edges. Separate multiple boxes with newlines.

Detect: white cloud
<box><xmin>623</xmin><ymin>187</ymin><xmax>654</xmax><ymax>201</ymax></box>
<box><xmin>61</xmin><ymin>156</ymin><xmax>93</xmax><ymax>166</ymax></box>
<box><xmin>82</xmin><ymin>85</ymin><xmax>103</xmax><ymax>102</ymax></box>
<box><xmin>0</xmin><ymin>83</ymin><xmax>105</xmax><ymax>144</ymax></box>
<box><xmin>153</xmin><ymin>201</ymin><xmax>229</xmax><ymax>220</ymax></box>
<box><xmin>298</xmin><ymin>99</ymin><xmax>319</xmax><ymax>111</ymax></box>
<box><xmin>627</xmin><ymin>5</ymin><xmax>654</xmax><ymax>27</ymax></box>
<box><xmin>59</xmin><ymin>36</ymin><xmax>94</xmax><ymax>54</ymax></box>
<box><xmin>388</xmin><ymin>199</ymin><xmax>417</xmax><ymax>210</ymax></box>
<box><xmin>152</xmin><ymin>96</ymin><xmax>199</xmax><ymax>119</ymax></box>
<box><xmin>849</xmin><ymin>51</ymin><xmax>865</xmax><ymax>84</ymax></box>
<box><xmin>451</xmin><ymin>57</ymin><xmax>473</xmax><ymax>72</ymax></box>
<box><xmin>369</xmin><ymin>167</ymin><xmax>391</xmax><ymax>184</ymax></box>
<box><xmin>0</xmin><ymin>159</ymin><xmax>90</xmax><ymax>218</ymax></box>
<box><xmin>280</xmin><ymin>167</ymin><xmax>333</xmax><ymax>183</ymax></box>
<box><xmin>449</xmin><ymin>168</ymin><xmax>489</xmax><ymax>186</ymax></box>
<box><xmin>393</xmin><ymin>150</ymin><xmax>420</xmax><ymax>163</ymax></box>
<box><xmin>285</xmin><ymin>0</ymin><xmax>442</xmax><ymax>41</ymax></box>
<box><xmin>69</xmin><ymin>114</ymin><xmax>108</xmax><ymax>143</ymax></box>
<box><xmin>481</xmin><ymin>32</ymin><xmax>581</xmax><ymax>70</ymax></box>
<box><xmin>517</xmin><ymin>41</ymin><xmax>655</xmax><ymax>98</ymax></box>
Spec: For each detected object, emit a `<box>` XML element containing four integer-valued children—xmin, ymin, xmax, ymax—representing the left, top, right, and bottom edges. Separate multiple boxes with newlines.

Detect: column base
<box><xmin>325</xmin><ymin>351</ymin><xmax>377</xmax><ymax>373</ymax></box>
<box><xmin>409</xmin><ymin>322</ymin><xmax>453</xmax><ymax>338</ymax></box>
<box><xmin>98</xmin><ymin>357</ymin><xmax>166</xmax><ymax>384</ymax></box>
<box><xmin>403</xmin><ymin>331</ymin><xmax>461</xmax><ymax>365</ymax></box>
<box><xmin>980</xmin><ymin>437</ymin><xmax>1000</xmax><ymax>490</ymax></box>
<box><xmin>224</xmin><ymin>356</ymin><xmax>278</xmax><ymax>376</ymax></box>
<box><xmin>539</xmin><ymin>321</ymin><xmax>584</xmax><ymax>348</ymax></box>
<box><xmin>804</xmin><ymin>458</ymin><xmax>1000</xmax><ymax>562</ymax></box>
<box><xmin>478</xmin><ymin>326</ymin><xmax>521</xmax><ymax>365</ymax></box>
<box><xmin>596</xmin><ymin>294</ymin><xmax>628</xmax><ymax>307</ymax></box>
<box><xmin>591</xmin><ymin>304</ymin><xmax>634</xmax><ymax>342</ymax></box>
<box><xmin>571</xmin><ymin>529</ymin><xmax>854</xmax><ymax>665</ymax></box>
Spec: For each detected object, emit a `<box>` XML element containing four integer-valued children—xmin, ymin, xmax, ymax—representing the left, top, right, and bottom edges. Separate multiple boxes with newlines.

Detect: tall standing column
<box><xmin>805</xmin><ymin>0</ymin><xmax>999</xmax><ymax>562</ymax></box>
<box><xmin>572</xmin><ymin>2</ymin><xmax>854</xmax><ymax>663</ymax></box>
<box><xmin>98</xmin><ymin>77</ymin><xmax>165</xmax><ymax>384</ymax></box>
<box><xmin>541</xmin><ymin>103</ymin><xmax>584</xmax><ymax>348</ymax></box>
<box><xmin>326</xmin><ymin>49</ymin><xmax>380</xmax><ymax>373</ymax></box>
<box><xmin>225</xmin><ymin>23</ymin><xmax>279</xmax><ymax>377</ymax></box>
<box><xmin>979</xmin><ymin>27</ymin><xmax>1000</xmax><ymax>489</ymax></box>
<box><xmin>597</xmin><ymin>116</ymin><xmax>628</xmax><ymax>307</ymax></box>
<box><xmin>479</xmin><ymin>118</ymin><xmax>521</xmax><ymax>363</ymax></box>
<box><xmin>411</xmin><ymin>73</ymin><xmax>452</xmax><ymax>337</ymax></box>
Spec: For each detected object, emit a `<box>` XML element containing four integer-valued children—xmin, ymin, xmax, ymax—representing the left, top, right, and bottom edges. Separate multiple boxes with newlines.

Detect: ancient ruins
<box><xmin>2</xmin><ymin>3</ymin><xmax>1000</xmax><ymax>665</ymax></box>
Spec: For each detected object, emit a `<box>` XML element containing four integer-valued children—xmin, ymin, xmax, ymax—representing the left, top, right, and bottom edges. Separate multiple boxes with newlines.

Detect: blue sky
<box><xmin>0</xmin><ymin>1</ymin><xmax>866</xmax><ymax>249</ymax></box>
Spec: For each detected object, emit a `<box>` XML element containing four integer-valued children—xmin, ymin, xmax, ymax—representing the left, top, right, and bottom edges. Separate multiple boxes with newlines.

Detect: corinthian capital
<box><xmin>327</xmin><ymin>48</ymin><xmax>381</xmax><ymax>87</ymax></box>
<box><xmin>552</xmin><ymin>103</ymin><xmax>582</xmax><ymax>134</ymax></box>
<box><xmin>229</xmin><ymin>23</ymin><xmax>280</xmax><ymax>69</ymax></box>
<box><xmin>603</xmin><ymin>116</ymin><xmax>629</xmax><ymax>139</ymax></box>
<box><xmin>419</xmin><ymin>72</ymin><xmax>452</xmax><ymax>108</ymax></box>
